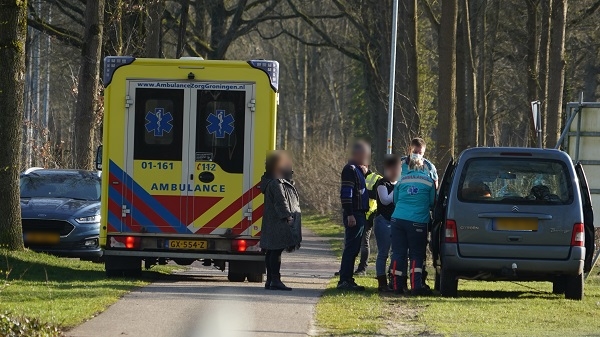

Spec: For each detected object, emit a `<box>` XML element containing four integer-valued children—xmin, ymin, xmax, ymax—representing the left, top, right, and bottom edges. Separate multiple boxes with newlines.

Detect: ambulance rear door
<box><xmin>185</xmin><ymin>83</ymin><xmax>256</xmax><ymax>236</ymax></box>
<box><xmin>123</xmin><ymin>81</ymin><xmax>190</xmax><ymax>234</ymax></box>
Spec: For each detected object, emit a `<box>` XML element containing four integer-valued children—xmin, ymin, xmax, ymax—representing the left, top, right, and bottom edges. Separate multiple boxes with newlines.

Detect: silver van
<box><xmin>431</xmin><ymin>147</ymin><xmax>595</xmax><ymax>300</ymax></box>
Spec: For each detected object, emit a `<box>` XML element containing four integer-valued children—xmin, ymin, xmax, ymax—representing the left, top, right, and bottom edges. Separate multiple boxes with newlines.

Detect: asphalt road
<box><xmin>67</xmin><ymin>229</ymin><xmax>338</xmax><ymax>337</ymax></box>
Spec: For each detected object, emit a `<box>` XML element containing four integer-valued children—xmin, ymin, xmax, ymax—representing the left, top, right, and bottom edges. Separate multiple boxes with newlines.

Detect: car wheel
<box><xmin>552</xmin><ymin>276</ymin><xmax>566</xmax><ymax>294</ymax></box>
<box><xmin>440</xmin><ymin>268</ymin><xmax>458</xmax><ymax>297</ymax></box>
<box><xmin>434</xmin><ymin>270</ymin><xmax>441</xmax><ymax>292</ymax></box>
<box><xmin>228</xmin><ymin>271</ymin><xmax>246</xmax><ymax>282</ymax></box>
<box><xmin>564</xmin><ymin>273</ymin><xmax>584</xmax><ymax>300</ymax></box>
<box><xmin>246</xmin><ymin>273</ymin><xmax>264</xmax><ymax>283</ymax></box>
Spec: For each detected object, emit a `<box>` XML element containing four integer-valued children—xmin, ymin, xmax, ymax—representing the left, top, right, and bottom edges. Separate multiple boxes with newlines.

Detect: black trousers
<box><xmin>265</xmin><ymin>249</ymin><xmax>284</xmax><ymax>279</ymax></box>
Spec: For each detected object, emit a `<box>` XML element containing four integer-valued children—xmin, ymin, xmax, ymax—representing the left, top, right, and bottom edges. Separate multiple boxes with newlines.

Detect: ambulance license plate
<box><xmin>166</xmin><ymin>240</ymin><xmax>208</xmax><ymax>250</ymax></box>
<box><xmin>24</xmin><ymin>232</ymin><xmax>60</xmax><ymax>245</ymax></box>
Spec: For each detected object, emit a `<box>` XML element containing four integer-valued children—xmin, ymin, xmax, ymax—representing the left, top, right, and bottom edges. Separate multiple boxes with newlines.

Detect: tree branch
<box><xmin>421</xmin><ymin>0</ymin><xmax>440</xmax><ymax>32</ymax></box>
<box><xmin>27</xmin><ymin>17</ymin><xmax>83</xmax><ymax>49</ymax></box>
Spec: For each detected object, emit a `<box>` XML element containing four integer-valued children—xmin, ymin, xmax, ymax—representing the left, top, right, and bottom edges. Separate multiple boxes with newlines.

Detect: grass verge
<box><xmin>0</xmin><ymin>249</ymin><xmax>175</xmax><ymax>334</ymax></box>
<box><xmin>306</xmin><ymin>215</ymin><xmax>600</xmax><ymax>336</ymax></box>
<box><xmin>303</xmin><ymin>214</ymin><xmax>344</xmax><ymax>257</ymax></box>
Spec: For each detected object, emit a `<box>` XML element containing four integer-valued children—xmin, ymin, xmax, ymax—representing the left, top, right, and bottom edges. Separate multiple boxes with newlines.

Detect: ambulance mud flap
<box><xmin>105</xmin><ymin>255</ymin><xmax>142</xmax><ymax>278</ymax></box>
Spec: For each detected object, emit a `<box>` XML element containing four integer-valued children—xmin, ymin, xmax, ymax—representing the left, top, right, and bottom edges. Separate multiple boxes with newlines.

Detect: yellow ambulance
<box><xmin>97</xmin><ymin>57</ymin><xmax>278</xmax><ymax>282</ymax></box>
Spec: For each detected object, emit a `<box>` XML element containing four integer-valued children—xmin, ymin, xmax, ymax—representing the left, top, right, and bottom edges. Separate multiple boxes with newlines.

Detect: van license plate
<box><xmin>24</xmin><ymin>232</ymin><xmax>60</xmax><ymax>244</ymax></box>
<box><xmin>166</xmin><ymin>240</ymin><xmax>208</xmax><ymax>250</ymax></box>
<box><xmin>494</xmin><ymin>218</ymin><xmax>538</xmax><ymax>231</ymax></box>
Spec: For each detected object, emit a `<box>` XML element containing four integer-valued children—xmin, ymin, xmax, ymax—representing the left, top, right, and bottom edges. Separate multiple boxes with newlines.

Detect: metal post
<box><xmin>386</xmin><ymin>0</ymin><xmax>399</xmax><ymax>155</ymax></box>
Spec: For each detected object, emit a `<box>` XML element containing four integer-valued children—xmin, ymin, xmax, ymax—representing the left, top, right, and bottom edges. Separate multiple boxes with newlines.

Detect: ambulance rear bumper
<box><xmin>103</xmin><ymin>249</ymin><xmax>264</xmax><ymax>261</ymax></box>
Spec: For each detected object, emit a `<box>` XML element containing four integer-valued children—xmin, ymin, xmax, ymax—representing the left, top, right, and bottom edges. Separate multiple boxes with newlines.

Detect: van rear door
<box><xmin>432</xmin><ymin>159</ymin><xmax>454</xmax><ymax>266</ymax></box>
<box><xmin>575</xmin><ymin>162</ymin><xmax>595</xmax><ymax>272</ymax></box>
<box><xmin>452</xmin><ymin>157</ymin><xmax>575</xmax><ymax>260</ymax></box>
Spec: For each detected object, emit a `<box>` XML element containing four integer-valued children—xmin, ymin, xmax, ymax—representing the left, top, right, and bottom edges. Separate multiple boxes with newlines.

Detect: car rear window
<box><xmin>458</xmin><ymin>158</ymin><xmax>573</xmax><ymax>205</ymax></box>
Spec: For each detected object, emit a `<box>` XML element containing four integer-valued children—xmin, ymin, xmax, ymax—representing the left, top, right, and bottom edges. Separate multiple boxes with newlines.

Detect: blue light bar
<box><xmin>103</xmin><ymin>56</ymin><xmax>135</xmax><ymax>87</ymax></box>
<box><xmin>248</xmin><ymin>60</ymin><xmax>279</xmax><ymax>92</ymax></box>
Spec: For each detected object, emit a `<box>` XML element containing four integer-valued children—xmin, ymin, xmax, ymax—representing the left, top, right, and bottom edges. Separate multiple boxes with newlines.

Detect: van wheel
<box><xmin>564</xmin><ymin>273</ymin><xmax>584</xmax><ymax>300</ymax></box>
<box><xmin>228</xmin><ymin>271</ymin><xmax>246</xmax><ymax>282</ymax></box>
<box><xmin>434</xmin><ymin>270</ymin><xmax>441</xmax><ymax>292</ymax></box>
<box><xmin>552</xmin><ymin>277</ymin><xmax>566</xmax><ymax>294</ymax></box>
<box><xmin>246</xmin><ymin>273</ymin><xmax>264</xmax><ymax>283</ymax></box>
<box><xmin>440</xmin><ymin>268</ymin><xmax>458</xmax><ymax>297</ymax></box>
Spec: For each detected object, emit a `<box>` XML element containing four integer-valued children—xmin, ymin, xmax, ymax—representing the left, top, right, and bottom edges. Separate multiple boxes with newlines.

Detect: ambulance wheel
<box><xmin>228</xmin><ymin>271</ymin><xmax>246</xmax><ymax>282</ymax></box>
<box><xmin>246</xmin><ymin>273</ymin><xmax>264</xmax><ymax>283</ymax></box>
<box><xmin>105</xmin><ymin>256</ymin><xmax>142</xmax><ymax>278</ymax></box>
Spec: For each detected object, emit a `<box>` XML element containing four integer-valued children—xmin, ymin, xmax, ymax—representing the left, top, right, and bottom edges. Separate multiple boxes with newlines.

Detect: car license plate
<box><xmin>166</xmin><ymin>240</ymin><xmax>208</xmax><ymax>250</ymax></box>
<box><xmin>24</xmin><ymin>232</ymin><xmax>60</xmax><ymax>244</ymax></box>
<box><xmin>494</xmin><ymin>218</ymin><xmax>538</xmax><ymax>231</ymax></box>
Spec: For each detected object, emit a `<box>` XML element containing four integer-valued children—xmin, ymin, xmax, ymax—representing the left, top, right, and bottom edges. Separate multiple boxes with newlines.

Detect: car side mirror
<box><xmin>95</xmin><ymin>145</ymin><xmax>103</xmax><ymax>171</ymax></box>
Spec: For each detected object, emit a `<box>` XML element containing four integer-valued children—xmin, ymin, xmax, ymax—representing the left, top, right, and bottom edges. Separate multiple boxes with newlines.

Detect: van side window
<box><xmin>458</xmin><ymin>158</ymin><xmax>573</xmax><ymax>205</ymax></box>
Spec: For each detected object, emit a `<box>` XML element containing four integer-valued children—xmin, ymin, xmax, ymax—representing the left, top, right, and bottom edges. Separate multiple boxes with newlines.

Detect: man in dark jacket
<box><xmin>337</xmin><ymin>141</ymin><xmax>371</xmax><ymax>291</ymax></box>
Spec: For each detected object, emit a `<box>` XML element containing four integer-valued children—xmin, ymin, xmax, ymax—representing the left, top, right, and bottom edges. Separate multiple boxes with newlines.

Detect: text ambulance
<box><xmin>98</xmin><ymin>57</ymin><xmax>279</xmax><ymax>282</ymax></box>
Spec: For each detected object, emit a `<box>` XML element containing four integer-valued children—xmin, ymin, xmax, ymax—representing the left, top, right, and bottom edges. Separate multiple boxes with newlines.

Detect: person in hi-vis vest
<box><xmin>354</xmin><ymin>171</ymin><xmax>382</xmax><ymax>275</ymax></box>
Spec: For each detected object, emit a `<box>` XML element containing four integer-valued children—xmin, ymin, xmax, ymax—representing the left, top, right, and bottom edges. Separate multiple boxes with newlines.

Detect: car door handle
<box><xmin>507</xmin><ymin>236</ymin><xmax>522</xmax><ymax>242</ymax></box>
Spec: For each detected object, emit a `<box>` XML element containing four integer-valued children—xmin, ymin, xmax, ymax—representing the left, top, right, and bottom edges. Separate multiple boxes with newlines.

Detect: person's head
<box><xmin>408</xmin><ymin>138</ymin><xmax>426</xmax><ymax>171</ymax></box>
<box><xmin>351</xmin><ymin>140</ymin><xmax>371</xmax><ymax>166</ymax></box>
<box><xmin>265</xmin><ymin>150</ymin><xmax>293</xmax><ymax>180</ymax></box>
<box><xmin>383</xmin><ymin>155</ymin><xmax>401</xmax><ymax>181</ymax></box>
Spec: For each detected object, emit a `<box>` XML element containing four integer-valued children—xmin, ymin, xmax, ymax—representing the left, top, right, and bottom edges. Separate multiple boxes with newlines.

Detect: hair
<box><xmin>265</xmin><ymin>150</ymin><xmax>289</xmax><ymax>176</ymax></box>
<box><xmin>383</xmin><ymin>154</ymin><xmax>400</xmax><ymax>168</ymax></box>
<box><xmin>351</xmin><ymin>140</ymin><xmax>371</xmax><ymax>155</ymax></box>
<box><xmin>410</xmin><ymin>137</ymin><xmax>426</xmax><ymax>148</ymax></box>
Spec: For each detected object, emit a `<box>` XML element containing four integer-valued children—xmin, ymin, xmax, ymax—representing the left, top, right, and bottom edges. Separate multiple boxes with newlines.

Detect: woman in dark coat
<box><xmin>259</xmin><ymin>151</ymin><xmax>302</xmax><ymax>291</ymax></box>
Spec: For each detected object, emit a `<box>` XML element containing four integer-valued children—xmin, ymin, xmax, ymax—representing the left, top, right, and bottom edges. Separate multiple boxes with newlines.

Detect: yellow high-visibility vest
<box><xmin>365</xmin><ymin>172</ymin><xmax>382</xmax><ymax>217</ymax></box>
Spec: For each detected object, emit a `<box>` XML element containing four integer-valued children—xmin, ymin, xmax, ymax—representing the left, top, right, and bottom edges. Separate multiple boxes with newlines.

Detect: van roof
<box><xmin>458</xmin><ymin>147</ymin><xmax>572</xmax><ymax>162</ymax></box>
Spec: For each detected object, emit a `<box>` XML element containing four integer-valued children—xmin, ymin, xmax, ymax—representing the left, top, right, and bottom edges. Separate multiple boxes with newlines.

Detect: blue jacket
<box><xmin>340</xmin><ymin>161</ymin><xmax>369</xmax><ymax>214</ymax></box>
<box><xmin>392</xmin><ymin>168</ymin><xmax>435</xmax><ymax>224</ymax></box>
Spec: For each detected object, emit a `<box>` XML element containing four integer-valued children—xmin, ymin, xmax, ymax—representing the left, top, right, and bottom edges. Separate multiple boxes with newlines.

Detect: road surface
<box><xmin>67</xmin><ymin>229</ymin><xmax>338</xmax><ymax>337</ymax></box>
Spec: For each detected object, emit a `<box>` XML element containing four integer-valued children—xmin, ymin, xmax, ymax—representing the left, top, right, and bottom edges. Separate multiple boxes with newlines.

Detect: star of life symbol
<box><xmin>145</xmin><ymin>108</ymin><xmax>173</xmax><ymax>137</ymax></box>
<box><xmin>206</xmin><ymin>109</ymin><xmax>235</xmax><ymax>139</ymax></box>
<box><xmin>407</xmin><ymin>186</ymin><xmax>419</xmax><ymax>195</ymax></box>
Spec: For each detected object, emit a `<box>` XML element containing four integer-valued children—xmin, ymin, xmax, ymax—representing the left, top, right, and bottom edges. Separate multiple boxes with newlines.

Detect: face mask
<box><xmin>410</xmin><ymin>153</ymin><xmax>423</xmax><ymax>161</ymax></box>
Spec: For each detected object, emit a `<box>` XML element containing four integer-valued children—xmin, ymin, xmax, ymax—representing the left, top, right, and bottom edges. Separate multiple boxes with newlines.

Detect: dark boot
<box><xmin>265</xmin><ymin>275</ymin><xmax>272</xmax><ymax>290</ymax></box>
<box><xmin>394</xmin><ymin>276</ymin><xmax>409</xmax><ymax>295</ymax></box>
<box><xmin>270</xmin><ymin>274</ymin><xmax>292</xmax><ymax>291</ymax></box>
<box><xmin>377</xmin><ymin>275</ymin><xmax>392</xmax><ymax>292</ymax></box>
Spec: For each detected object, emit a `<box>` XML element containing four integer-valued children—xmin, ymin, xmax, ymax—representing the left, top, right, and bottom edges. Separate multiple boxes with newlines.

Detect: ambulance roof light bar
<box><xmin>248</xmin><ymin>60</ymin><xmax>279</xmax><ymax>92</ymax></box>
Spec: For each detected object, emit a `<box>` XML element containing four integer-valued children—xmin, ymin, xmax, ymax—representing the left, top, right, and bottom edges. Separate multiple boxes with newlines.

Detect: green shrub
<box><xmin>0</xmin><ymin>312</ymin><xmax>61</xmax><ymax>337</ymax></box>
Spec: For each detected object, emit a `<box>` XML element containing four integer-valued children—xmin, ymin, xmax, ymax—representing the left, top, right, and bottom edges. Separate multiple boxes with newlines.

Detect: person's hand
<box><xmin>359</xmin><ymin>165</ymin><xmax>368</xmax><ymax>174</ymax></box>
<box><xmin>286</xmin><ymin>216</ymin><xmax>294</xmax><ymax>224</ymax></box>
<box><xmin>347</xmin><ymin>215</ymin><xmax>357</xmax><ymax>227</ymax></box>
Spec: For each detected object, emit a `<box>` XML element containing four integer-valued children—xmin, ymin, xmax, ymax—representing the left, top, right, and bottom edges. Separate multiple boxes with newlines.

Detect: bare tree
<box><xmin>73</xmin><ymin>0</ymin><xmax>105</xmax><ymax>169</ymax></box>
<box><xmin>0</xmin><ymin>0</ymin><xmax>27</xmax><ymax>250</ymax></box>
<box><xmin>546</xmin><ymin>0</ymin><xmax>567</xmax><ymax>147</ymax></box>
<box><xmin>436</xmin><ymin>0</ymin><xmax>458</xmax><ymax>167</ymax></box>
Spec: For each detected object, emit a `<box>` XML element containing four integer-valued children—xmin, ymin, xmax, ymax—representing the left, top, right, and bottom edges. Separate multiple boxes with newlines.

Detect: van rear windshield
<box><xmin>458</xmin><ymin>158</ymin><xmax>573</xmax><ymax>205</ymax></box>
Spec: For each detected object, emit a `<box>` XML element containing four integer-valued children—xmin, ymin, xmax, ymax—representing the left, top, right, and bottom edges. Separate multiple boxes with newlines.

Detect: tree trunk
<box><xmin>436</xmin><ymin>0</ymin><xmax>458</xmax><ymax>167</ymax></box>
<box><xmin>74</xmin><ymin>0</ymin><xmax>105</xmax><ymax>169</ymax></box>
<box><xmin>145</xmin><ymin>0</ymin><xmax>164</xmax><ymax>58</ymax></box>
<box><xmin>476</xmin><ymin>0</ymin><xmax>487</xmax><ymax>146</ymax></box>
<box><xmin>526</xmin><ymin>0</ymin><xmax>540</xmax><ymax>146</ymax></box>
<box><xmin>539</xmin><ymin>0</ymin><xmax>552</xmax><ymax>146</ymax></box>
<box><xmin>176</xmin><ymin>0</ymin><xmax>190</xmax><ymax>58</ymax></box>
<box><xmin>546</xmin><ymin>0</ymin><xmax>567</xmax><ymax>148</ymax></box>
<box><xmin>0</xmin><ymin>0</ymin><xmax>27</xmax><ymax>250</ymax></box>
<box><xmin>456</xmin><ymin>3</ymin><xmax>467</xmax><ymax>152</ymax></box>
<box><xmin>394</xmin><ymin>0</ymin><xmax>420</xmax><ymax>151</ymax></box>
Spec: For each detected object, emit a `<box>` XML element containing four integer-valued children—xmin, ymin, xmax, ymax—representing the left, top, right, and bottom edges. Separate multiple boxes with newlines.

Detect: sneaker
<box><xmin>353</xmin><ymin>268</ymin><xmax>366</xmax><ymax>276</ymax></box>
<box><xmin>410</xmin><ymin>287</ymin><xmax>434</xmax><ymax>297</ymax></box>
<box><xmin>337</xmin><ymin>280</ymin><xmax>366</xmax><ymax>291</ymax></box>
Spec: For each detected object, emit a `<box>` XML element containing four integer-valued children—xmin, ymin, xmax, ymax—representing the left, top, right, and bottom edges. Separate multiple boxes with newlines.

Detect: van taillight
<box><xmin>445</xmin><ymin>219</ymin><xmax>458</xmax><ymax>243</ymax></box>
<box><xmin>571</xmin><ymin>223</ymin><xmax>584</xmax><ymax>247</ymax></box>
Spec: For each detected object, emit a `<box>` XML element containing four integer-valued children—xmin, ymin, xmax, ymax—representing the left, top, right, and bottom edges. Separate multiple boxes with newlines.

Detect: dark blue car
<box><xmin>20</xmin><ymin>168</ymin><xmax>102</xmax><ymax>260</ymax></box>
